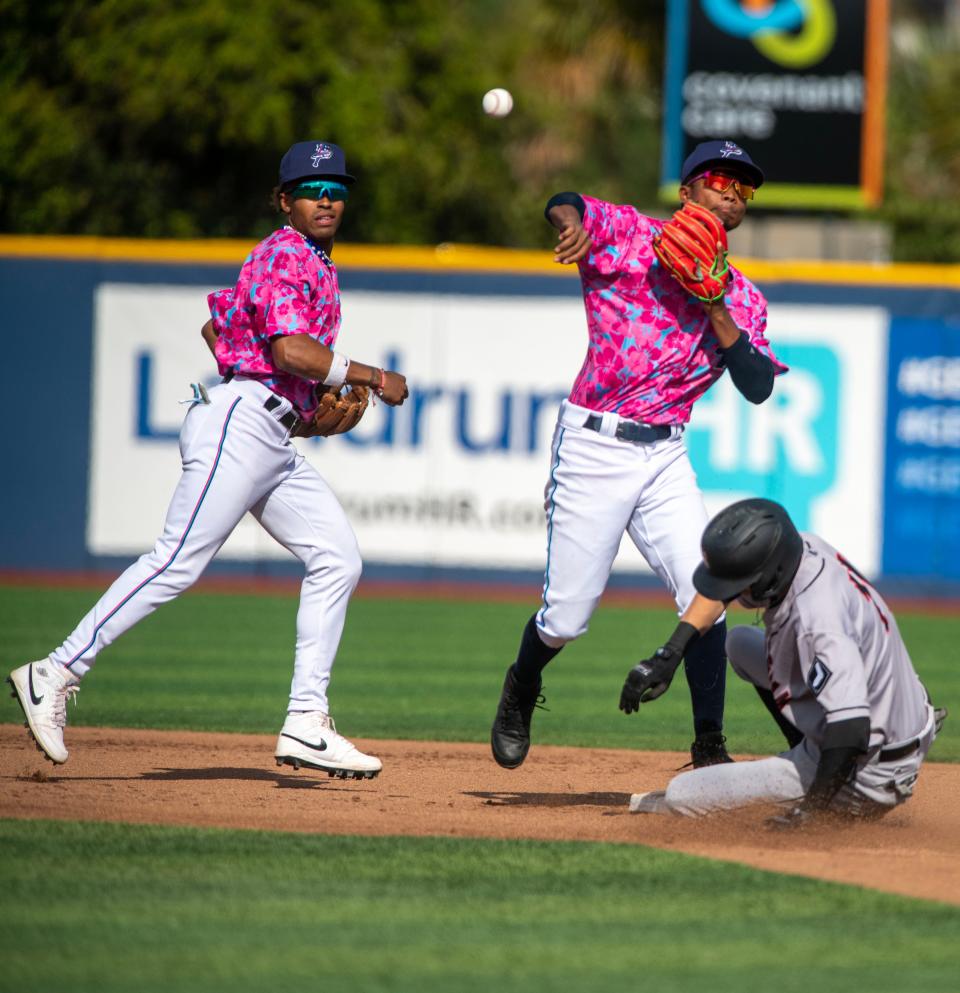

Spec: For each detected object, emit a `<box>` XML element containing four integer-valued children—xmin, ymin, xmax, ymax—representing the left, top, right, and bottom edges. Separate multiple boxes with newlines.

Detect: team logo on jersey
<box><xmin>311</xmin><ymin>143</ymin><xmax>334</xmax><ymax>167</ymax></box>
<box><xmin>808</xmin><ymin>657</ymin><xmax>832</xmax><ymax>696</ymax></box>
<box><xmin>719</xmin><ymin>141</ymin><xmax>744</xmax><ymax>159</ymax></box>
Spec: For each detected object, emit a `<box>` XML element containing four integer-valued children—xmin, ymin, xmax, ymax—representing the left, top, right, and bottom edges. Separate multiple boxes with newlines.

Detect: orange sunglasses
<box><xmin>688</xmin><ymin>170</ymin><xmax>757</xmax><ymax>201</ymax></box>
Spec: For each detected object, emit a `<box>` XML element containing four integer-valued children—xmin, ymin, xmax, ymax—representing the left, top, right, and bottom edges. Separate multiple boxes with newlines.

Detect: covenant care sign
<box><xmin>660</xmin><ymin>0</ymin><xmax>889</xmax><ymax>209</ymax></box>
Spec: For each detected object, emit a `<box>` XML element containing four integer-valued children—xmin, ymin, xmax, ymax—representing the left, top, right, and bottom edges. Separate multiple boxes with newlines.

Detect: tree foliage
<box><xmin>1</xmin><ymin>0</ymin><xmax>956</xmax><ymax>260</ymax></box>
<box><xmin>880</xmin><ymin>18</ymin><xmax>960</xmax><ymax>262</ymax></box>
<box><xmin>0</xmin><ymin>0</ymin><xmax>663</xmax><ymax>246</ymax></box>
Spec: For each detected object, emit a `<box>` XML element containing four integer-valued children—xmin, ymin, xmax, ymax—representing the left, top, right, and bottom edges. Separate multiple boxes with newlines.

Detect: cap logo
<box><xmin>719</xmin><ymin>141</ymin><xmax>744</xmax><ymax>159</ymax></box>
<box><xmin>311</xmin><ymin>143</ymin><xmax>334</xmax><ymax>167</ymax></box>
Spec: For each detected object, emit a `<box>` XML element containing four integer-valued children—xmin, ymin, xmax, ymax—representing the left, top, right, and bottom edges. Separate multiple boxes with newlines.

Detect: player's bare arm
<box><xmin>200</xmin><ymin>319</ymin><xmax>219</xmax><ymax>357</ymax></box>
<box><xmin>547</xmin><ymin>203</ymin><xmax>592</xmax><ymax>265</ymax></box>
<box><xmin>680</xmin><ymin>593</ymin><xmax>726</xmax><ymax>632</ymax></box>
<box><xmin>271</xmin><ymin>334</ymin><xmax>409</xmax><ymax>405</ymax></box>
<box><xmin>700</xmin><ymin>299</ymin><xmax>741</xmax><ymax>348</ymax></box>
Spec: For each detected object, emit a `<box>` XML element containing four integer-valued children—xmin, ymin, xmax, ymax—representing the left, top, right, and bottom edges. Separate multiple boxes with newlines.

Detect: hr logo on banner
<box><xmin>686</xmin><ymin>343</ymin><xmax>839</xmax><ymax>531</ymax></box>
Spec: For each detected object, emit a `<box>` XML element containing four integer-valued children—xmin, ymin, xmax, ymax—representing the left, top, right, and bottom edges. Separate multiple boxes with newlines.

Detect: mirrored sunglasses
<box><xmin>691</xmin><ymin>171</ymin><xmax>756</xmax><ymax>201</ymax></box>
<box><xmin>289</xmin><ymin>180</ymin><xmax>350</xmax><ymax>202</ymax></box>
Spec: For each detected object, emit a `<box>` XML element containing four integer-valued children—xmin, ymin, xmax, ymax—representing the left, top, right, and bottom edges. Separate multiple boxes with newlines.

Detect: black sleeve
<box><xmin>544</xmin><ymin>192</ymin><xmax>585</xmax><ymax>224</ymax></box>
<box><xmin>754</xmin><ymin>686</ymin><xmax>805</xmax><ymax>749</ymax></box>
<box><xmin>721</xmin><ymin>332</ymin><xmax>775</xmax><ymax>404</ymax></box>
<box><xmin>805</xmin><ymin>716</ymin><xmax>871</xmax><ymax>809</ymax></box>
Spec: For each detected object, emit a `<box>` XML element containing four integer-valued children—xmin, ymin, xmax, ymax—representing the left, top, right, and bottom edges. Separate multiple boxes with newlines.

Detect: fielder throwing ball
<box><xmin>491</xmin><ymin>140</ymin><xmax>786</xmax><ymax>770</ymax></box>
<box><xmin>624</xmin><ymin>499</ymin><xmax>947</xmax><ymax>825</ymax></box>
<box><xmin>8</xmin><ymin>140</ymin><xmax>408</xmax><ymax>779</ymax></box>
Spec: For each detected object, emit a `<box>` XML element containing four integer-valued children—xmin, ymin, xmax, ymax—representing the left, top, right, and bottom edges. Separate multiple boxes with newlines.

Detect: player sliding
<box><xmin>490</xmin><ymin>140</ymin><xmax>787</xmax><ymax>770</ymax></box>
<box><xmin>8</xmin><ymin>141</ymin><xmax>408</xmax><ymax>779</ymax></box>
<box><xmin>623</xmin><ymin>499</ymin><xmax>947</xmax><ymax>826</ymax></box>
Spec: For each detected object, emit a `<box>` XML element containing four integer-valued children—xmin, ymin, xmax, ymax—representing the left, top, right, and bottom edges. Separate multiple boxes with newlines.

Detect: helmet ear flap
<box><xmin>748</xmin><ymin>568</ymin><xmax>780</xmax><ymax>607</ymax></box>
<box><xmin>748</xmin><ymin>523</ymin><xmax>804</xmax><ymax>606</ymax></box>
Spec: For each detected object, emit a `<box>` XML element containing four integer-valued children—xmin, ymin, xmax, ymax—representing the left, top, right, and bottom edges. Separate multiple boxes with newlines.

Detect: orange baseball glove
<box><xmin>652</xmin><ymin>201</ymin><xmax>730</xmax><ymax>303</ymax></box>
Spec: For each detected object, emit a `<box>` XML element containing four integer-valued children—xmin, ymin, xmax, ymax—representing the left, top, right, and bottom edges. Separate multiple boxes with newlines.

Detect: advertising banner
<box><xmin>882</xmin><ymin>319</ymin><xmax>960</xmax><ymax>580</ymax></box>
<box><xmin>88</xmin><ymin>284</ymin><xmax>887</xmax><ymax>575</ymax></box>
<box><xmin>661</xmin><ymin>0</ymin><xmax>889</xmax><ymax>208</ymax></box>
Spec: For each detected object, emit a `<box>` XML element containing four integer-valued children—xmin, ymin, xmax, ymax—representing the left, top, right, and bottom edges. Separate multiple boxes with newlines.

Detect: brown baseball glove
<box><xmin>652</xmin><ymin>201</ymin><xmax>730</xmax><ymax>302</ymax></box>
<box><xmin>295</xmin><ymin>384</ymin><xmax>370</xmax><ymax>438</ymax></box>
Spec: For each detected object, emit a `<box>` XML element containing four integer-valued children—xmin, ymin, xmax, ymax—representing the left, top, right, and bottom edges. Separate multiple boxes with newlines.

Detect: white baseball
<box><xmin>482</xmin><ymin>88</ymin><xmax>513</xmax><ymax>117</ymax></box>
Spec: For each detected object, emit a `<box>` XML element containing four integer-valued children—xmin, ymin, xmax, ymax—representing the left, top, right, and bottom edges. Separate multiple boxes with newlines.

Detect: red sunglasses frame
<box><xmin>688</xmin><ymin>171</ymin><xmax>756</xmax><ymax>201</ymax></box>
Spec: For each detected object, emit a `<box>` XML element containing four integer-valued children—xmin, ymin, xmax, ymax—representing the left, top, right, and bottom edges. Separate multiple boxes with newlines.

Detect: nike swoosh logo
<box><xmin>280</xmin><ymin>732</ymin><xmax>327</xmax><ymax>752</ymax></box>
<box><xmin>28</xmin><ymin>666</ymin><xmax>43</xmax><ymax>706</ymax></box>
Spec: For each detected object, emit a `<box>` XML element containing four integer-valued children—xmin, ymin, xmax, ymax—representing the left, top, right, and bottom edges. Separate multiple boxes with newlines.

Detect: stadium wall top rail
<box><xmin>2</xmin><ymin>234</ymin><xmax>960</xmax><ymax>290</ymax></box>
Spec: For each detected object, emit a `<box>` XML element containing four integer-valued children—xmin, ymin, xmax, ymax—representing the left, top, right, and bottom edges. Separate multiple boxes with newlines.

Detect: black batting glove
<box><xmin>619</xmin><ymin>646</ymin><xmax>683</xmax><ymax>714</ymax></box>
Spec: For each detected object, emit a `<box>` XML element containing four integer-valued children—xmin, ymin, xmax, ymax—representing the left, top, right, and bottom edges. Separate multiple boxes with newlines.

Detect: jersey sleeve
<box><xmin>207</xmin><ymin>288</ymin><xmax>233</xmax><ymax>332</ymax></box>
<box><xmin>205</xmin><ymin>289</ymin><xmax>236</xmax><ymax>377</ymax></box>
<box><xmin>797</xmin><ymin>630</ymin><xmax>871</xmax><ymax>725</ymax></box>
<box><xmin>261</xmin><ymin>247</ymin><xmax>319</xmax><ymax>339</ymax></box>
<box><xmin>579</xmin><ymin>196</ymin><xmax>653</xmax><ymax>277</ymax></box>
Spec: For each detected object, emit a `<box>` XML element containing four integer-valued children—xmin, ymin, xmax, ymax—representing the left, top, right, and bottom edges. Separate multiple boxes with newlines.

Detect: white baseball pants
<box><xmin>49</xmin><ymin>378</ymin><xmax>361</xmax><ymax>714</ymax></box>
<box><xmin>535</xmin><ymin>401</ymin><xmax>710</xmax><ymax>647</ymax></box>
<box><xmin>662</xmin><ymin>625</ymin><xmax>936</xmax><ymax>817</ymax></box>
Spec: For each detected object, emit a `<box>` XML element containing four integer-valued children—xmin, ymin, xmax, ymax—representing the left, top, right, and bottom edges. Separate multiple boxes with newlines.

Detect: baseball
<box><xmin>482</xmin><ymin>88</ymin><xmax>513</xmax><ymax>117</ymax></box>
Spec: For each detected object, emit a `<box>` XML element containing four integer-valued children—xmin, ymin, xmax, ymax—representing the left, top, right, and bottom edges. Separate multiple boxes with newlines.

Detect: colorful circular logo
<box><xmin>701</xmin><ymin>0</ymin><xmax>837</xmax><ymax>69</ymax></box>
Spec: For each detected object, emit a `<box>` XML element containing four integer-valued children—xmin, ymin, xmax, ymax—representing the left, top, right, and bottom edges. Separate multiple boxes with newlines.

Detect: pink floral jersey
<box><xmin>569</xmin><ymin>195</ymin><xmax>787</xmax><ymax>424</ymax></box>
<box><xmin>207</xmin><ymin>226</ymin><xmax>341</xmax><ymax>418</ymax></box>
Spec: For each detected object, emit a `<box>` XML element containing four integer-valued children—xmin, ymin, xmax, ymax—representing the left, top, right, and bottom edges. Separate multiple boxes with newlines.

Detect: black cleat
<box><xmin>491</xmin><ymin>666</ymin><xmax>545</xmax><ymax>769</ymax></box>
<box><xmin>686</xmin><ymin>731</ymin><xmax>734</xmax><ymax>769</ymax></box>
<box><xmin>325</xmin><ymin>768</ymin><xmax>377</xmax><ymax>781</ymax></box>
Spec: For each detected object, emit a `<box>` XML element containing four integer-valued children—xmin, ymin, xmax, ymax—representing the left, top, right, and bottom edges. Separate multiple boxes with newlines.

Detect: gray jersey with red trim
<box><xmin>762</xmin><ymin>533</ymin><xmax>929</xmax><ymax>751</ymax></box>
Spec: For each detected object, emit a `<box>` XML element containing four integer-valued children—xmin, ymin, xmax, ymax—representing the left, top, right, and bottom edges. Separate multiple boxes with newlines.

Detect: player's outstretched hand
<box><xmin>619</xmin><ymin>646</ymin><xmax>683</xmax><ymax>714</ymax></box>
<box><xmin>554</xmin><ymin>221</ymin><xmax>592</xmax><ymax>265</ymax></box>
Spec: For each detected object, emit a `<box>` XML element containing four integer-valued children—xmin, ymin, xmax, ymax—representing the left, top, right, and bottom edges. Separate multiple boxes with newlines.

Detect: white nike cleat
<box><xmin>275</xmin><ymin>711</ymin><xmax>382</xmax><ymax>780</ymax></box>
<box><xmin>628</xmin><ymin>790</ymin><xmax>670</xmax><ymax>814</ymax></box>
<box><xmin>7</xmin><ymin>660</ymin><xmax>81</xmax><ymax>765</ymax></box>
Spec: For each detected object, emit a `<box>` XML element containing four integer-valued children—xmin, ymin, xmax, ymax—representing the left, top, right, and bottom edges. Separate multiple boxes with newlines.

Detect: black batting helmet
<box><xmin>693</xmin><ymin>498</ymin><xmax>803</xmax><ymax>607</ymax></box>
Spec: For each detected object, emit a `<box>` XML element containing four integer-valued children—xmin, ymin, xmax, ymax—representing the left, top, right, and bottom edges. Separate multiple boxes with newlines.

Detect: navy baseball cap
<box><xmin>278</xmin><ymin>141</ymin><xmax>356</xmax><ymax>187</ymax></box>
<box><xmin>680</xmin><ymin>140</ymin><xmax>764</xmax><ymax>188</ymax></box>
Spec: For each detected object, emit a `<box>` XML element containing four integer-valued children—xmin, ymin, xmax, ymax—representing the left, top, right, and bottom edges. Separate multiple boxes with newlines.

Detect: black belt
<box><xmin>263</xmin><ymin>394</ymin><xmax>301</xmax><ymax>432</ymax></box>
<box><xmin>878</xmin><ymin>738</ymin><xmax>920</xmax><ymax>762</ymax></box>
<box><xmin>583</xmin><ymin>413</ymin><xmax>674</xmax><ymax>443</ymax></box>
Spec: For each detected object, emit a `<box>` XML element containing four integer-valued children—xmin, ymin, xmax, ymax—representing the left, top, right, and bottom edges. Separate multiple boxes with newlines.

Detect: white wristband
<box><xmin>322</xmin><ymin>352</ymin><xmax>349</xmax><ymax>389</ymax></box>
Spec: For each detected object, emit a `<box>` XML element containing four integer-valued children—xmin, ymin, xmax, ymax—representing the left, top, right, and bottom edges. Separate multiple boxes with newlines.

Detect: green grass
<box><xmin>2</xmin><ymin>819</ymin><xmax>959</xmax><ymax>993</ymax></box>
<box><xmin>2</xmin><ymin>589</ymin><xmax>957</xmax><ymax>990</ymax></box>
<box><xmin>0</xmin><ymin>584</ymin><xmax>957</xmax><ymax>759</ymax></box>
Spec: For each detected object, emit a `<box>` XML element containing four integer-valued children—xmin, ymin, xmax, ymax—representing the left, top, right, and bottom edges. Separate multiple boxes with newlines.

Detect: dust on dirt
<box><xmin>2</xmin><ymin>724</ymin><xmax>957</xmax><ymax>905</ymax></box>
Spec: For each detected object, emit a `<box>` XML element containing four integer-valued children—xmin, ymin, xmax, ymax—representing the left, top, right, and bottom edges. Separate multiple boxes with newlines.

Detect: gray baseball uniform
<box><xmin>656</xmin><ymin>534</ymin><xmax>938</xmax><ymax>817</ymax></box>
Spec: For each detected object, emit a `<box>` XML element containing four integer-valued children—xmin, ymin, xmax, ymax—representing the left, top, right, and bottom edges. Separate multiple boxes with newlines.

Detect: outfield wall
<box><xmin>1</xmin><ymin>237</ymin><xmax>958</xmax><ymax>585</ymax></box>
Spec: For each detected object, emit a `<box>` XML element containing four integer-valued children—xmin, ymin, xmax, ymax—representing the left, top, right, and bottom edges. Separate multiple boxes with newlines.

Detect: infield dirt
<box><xmin>2</xmin><ymin>723</ymin><xmax>958</xmax><ymax>905</ymax></box>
